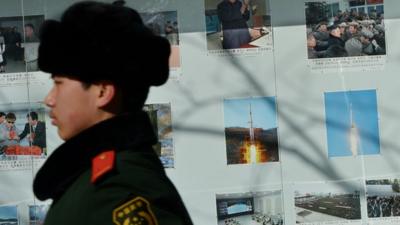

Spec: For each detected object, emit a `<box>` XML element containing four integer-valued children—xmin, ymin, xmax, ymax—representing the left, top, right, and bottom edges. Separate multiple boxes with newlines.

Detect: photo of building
<box><xmin>216</xmin><ymin>190</ymin><xmax>283</xmax><ymax>225</ymax></box>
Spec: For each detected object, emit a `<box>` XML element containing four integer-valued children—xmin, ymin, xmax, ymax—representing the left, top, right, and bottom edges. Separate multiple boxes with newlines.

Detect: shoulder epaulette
<box><xmin>91</xmin><ymin>150</ymin><xmax>115</xmax><ymax>183</ymax></box>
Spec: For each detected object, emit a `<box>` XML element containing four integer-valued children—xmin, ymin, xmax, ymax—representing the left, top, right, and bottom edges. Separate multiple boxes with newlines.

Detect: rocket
<box><xmin>249</xmin><ymin>103</ymin><xmax>255</xmax><ymax>145</ymax></box>
<box><xmin>349</xmin><ymin>103</ymin><xmax>359</xmax><ymax>156</ymax></box>
<box><xmin>248</xmin><ymin>103</ymin><xmax>257</xmax><ymax>163</ymax></box>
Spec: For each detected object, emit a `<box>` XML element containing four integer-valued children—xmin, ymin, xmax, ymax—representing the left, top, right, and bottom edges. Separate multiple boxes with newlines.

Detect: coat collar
<box><xmin>33</xmin><ymin>111</ymin><xmax>157</xmax><ymax>201</ymax></box>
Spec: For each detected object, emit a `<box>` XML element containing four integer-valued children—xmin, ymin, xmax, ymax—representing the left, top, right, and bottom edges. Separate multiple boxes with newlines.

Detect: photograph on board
<box><xmin>366</xmin><ymin>179</ymin><xmax>400</xmax><ymax>218</ymax></box>
<box><xmin>143</xmin><ymin>103</ymin><xmax>174</xmax><ymax>168</ymax></box>
<box><xmin>205</xmin><ymin>0</ymin><xmax>273</xmax><ymax>51</ymax></box>
<box><xmin>295</xmin><ymin>182</ymin><xmax>361</xmax><ymax>223</ymax></box>
<box><xmin>216</xmin><ymin>190</ymin><xmax>283</xmax><ymax>225</ymax></box>
<box><xmin>224</xmin><ymin>96</ymin><xmax>278</xmax><ymax>165</ymax></box>
<box><xmin>306</xmin><ymin>0</ymin><xmax>385</xmax><ymax>59</ymax></box>
<box><xmin>0</xmin><ymin>205</ymin><xmax>18</xmax><ymax>225</ymax></box>
<box><xmin>0</xmin><ymin>15</ymin><xmax>44</xmax><ymax>73</ymax></box>
<box><xmin>29</xmin><ymin>204</ymin><xmax>49</xmax><ymax>225</ymax></box>
<box><xmin>0</xmin><ymin>103</ymin><xmax>47</xmax><ymax>160</ymax></box>
<box><xmin>324</xmin><ymin>89</ymin><xmax>380</xmax><ymax>157</ymax></box>
<box><xmin>140</xmin><ymin>11</ymin><xmax>181</xmax><ymax>73</ymax></box>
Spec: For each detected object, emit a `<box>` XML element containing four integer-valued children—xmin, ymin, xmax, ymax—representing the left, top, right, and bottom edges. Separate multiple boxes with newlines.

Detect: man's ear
<box><xmin>95</xmin><ymin>82</ymin><xmax>116</xmax><ymax>108</ymax></box>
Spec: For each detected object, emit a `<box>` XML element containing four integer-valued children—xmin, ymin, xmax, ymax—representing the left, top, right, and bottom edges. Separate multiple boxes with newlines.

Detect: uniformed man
<box><xmin>32</xmin><ymin>1</ymin><xmax>193</xmax><ymax>225</ymax></box>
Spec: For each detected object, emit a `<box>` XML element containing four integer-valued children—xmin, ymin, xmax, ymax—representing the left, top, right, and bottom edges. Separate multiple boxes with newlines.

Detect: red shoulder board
<box><xmin>91</xmin><ymin>150</ymin><xmax>115</xmax><ymax>183</ymax></box>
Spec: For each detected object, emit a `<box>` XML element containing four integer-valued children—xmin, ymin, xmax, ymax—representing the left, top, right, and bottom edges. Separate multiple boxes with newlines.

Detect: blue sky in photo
<box><xmin>0</xmin><ymin>206</ymin><xmax>17</xmax><ymax>219</ymax></box>
<box><xmin>325</xmin><ymin>89</ymin><xmax>380</xmax><ymax>157</ymax></box>
<box><xmin>224</xmin><ymin>96</ymin><xmax>277</xmax><ymax>130</ymax></box>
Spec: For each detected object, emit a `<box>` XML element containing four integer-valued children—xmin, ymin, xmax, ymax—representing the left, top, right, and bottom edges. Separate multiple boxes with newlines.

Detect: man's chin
<box><xmin>58</xmin><ymin>130</ymin><xmax>69</xmax><ymax>141</ymax></box>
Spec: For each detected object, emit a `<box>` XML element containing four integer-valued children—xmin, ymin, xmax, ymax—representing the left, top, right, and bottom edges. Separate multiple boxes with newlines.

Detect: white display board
<box><xmin>1</xmin><ymin>0</ymin><xmax>400</xmax><ymax>224</ymax></box>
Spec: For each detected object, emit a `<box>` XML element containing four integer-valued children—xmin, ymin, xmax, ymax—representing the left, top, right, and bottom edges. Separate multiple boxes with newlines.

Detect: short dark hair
<box><xmin>5</xmin><ymin>113</ymin><xmax>16</xmax><ymax>120</ymax></box>
<box><xmin>0</xmin><ymin>112</ymin><xmax>5</xmax><ymax>117</ymax></box>
<box><xmin>27</xmin><ymin>111</ymin><xmax>39</xmax><ymax>120</ymax></box>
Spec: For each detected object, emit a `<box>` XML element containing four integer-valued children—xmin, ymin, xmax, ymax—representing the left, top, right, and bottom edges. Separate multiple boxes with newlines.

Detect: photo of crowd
<box><xmin>0</xmin><ymin>15</ymin><xmax>44</xmax><ymax>73</ymax></box>
<box><xmin>306</xmin><ymin>0</ymin><xmax>385</xmax><ymax>59</ymax></box>
<box><xmin>295</xmin><ymin>191</ymin><xmax>361</xmax><ymax>223</ymax></box>
<box><xmin>205</xmin><ymin>0</ymin><xmax>273</xmax><ymax>50</ymax></box>
<box><xmin>140</xmin><ymin>11</ymin><xmax>180</xmax><ymax>69</ymax></box>
<box><xmin>0</xmin><ymin>108</ymin><xmax>46</xmax><ymax>158</ymax></box>
<box><xmin>366</xmin><ymin>179</ymin><xmax>400</xmax><ymax>218</ymax></box>
<box><xmin>216</xmin><ymin>190</ymin><xmax>283</xmax><ymax>225</ymax></box>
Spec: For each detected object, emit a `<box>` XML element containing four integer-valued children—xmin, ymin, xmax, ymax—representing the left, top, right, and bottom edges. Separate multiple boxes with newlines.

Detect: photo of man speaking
<box><xmin>205</xmin><ymin>0</ymin><xmax>272</xmax><ymax>51</ymax></box>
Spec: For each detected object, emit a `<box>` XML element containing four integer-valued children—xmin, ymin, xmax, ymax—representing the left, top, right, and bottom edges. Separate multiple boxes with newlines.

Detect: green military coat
<box><xmin>33</xmin><ymin>111</ymin><xmax>193</xmax><ymax>225</ymax></box>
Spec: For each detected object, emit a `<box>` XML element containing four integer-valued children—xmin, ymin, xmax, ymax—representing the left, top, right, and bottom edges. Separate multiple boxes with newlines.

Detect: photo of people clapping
<box><xmin>306</xmin><ymin>0</ymin><xmax>385</xmax><ymax>59</ymax></box>
<box><xmin>205</xmin><ymin>0</ymin><xmax>273</xmax><ymax>50</ymax></box>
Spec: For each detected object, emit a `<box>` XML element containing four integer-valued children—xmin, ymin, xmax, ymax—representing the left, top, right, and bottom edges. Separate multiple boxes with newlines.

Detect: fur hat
<box><xmin>375</xmin><ymin>24</ymin><xmax>385</xmax><ymax>33</ymax></box>
<box><xmin>348</xmin><ymin>21</ymin><xmax>359</xmax><ymax>28</ymax></box>
<box><xmin>312</xmin><ymin>31</ymin><xmax>329</xmax><ymax>41</ymax></box>
<box><xmin>360</xmin><ymin>28</ymin><xmax>374</xmax><ymax>39</ymax></box>
<box><xmin>315</xmin><ymin>21</ymin><xmax>327</xmax><ymax>31</ymax></box>
<box><xmin>38</xmin><ymin>1</ymin><xmax>171</xmax><ymax>87</ymax></box>
<box><xmin>345</xmin><ymin>38</ymin><xmax>362</xmax><ymax>56</ymax></box>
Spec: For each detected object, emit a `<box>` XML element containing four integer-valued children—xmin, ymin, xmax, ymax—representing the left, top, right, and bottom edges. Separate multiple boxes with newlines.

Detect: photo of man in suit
<box><xmin>19</xmin><ymin>111</ymin><xmax>46</xmax><ymax>153</ymax></box>
<box><xmin>217</xmin><ymin>0</ymin><xmax>251</xmax><ymax>49</ymax></box>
